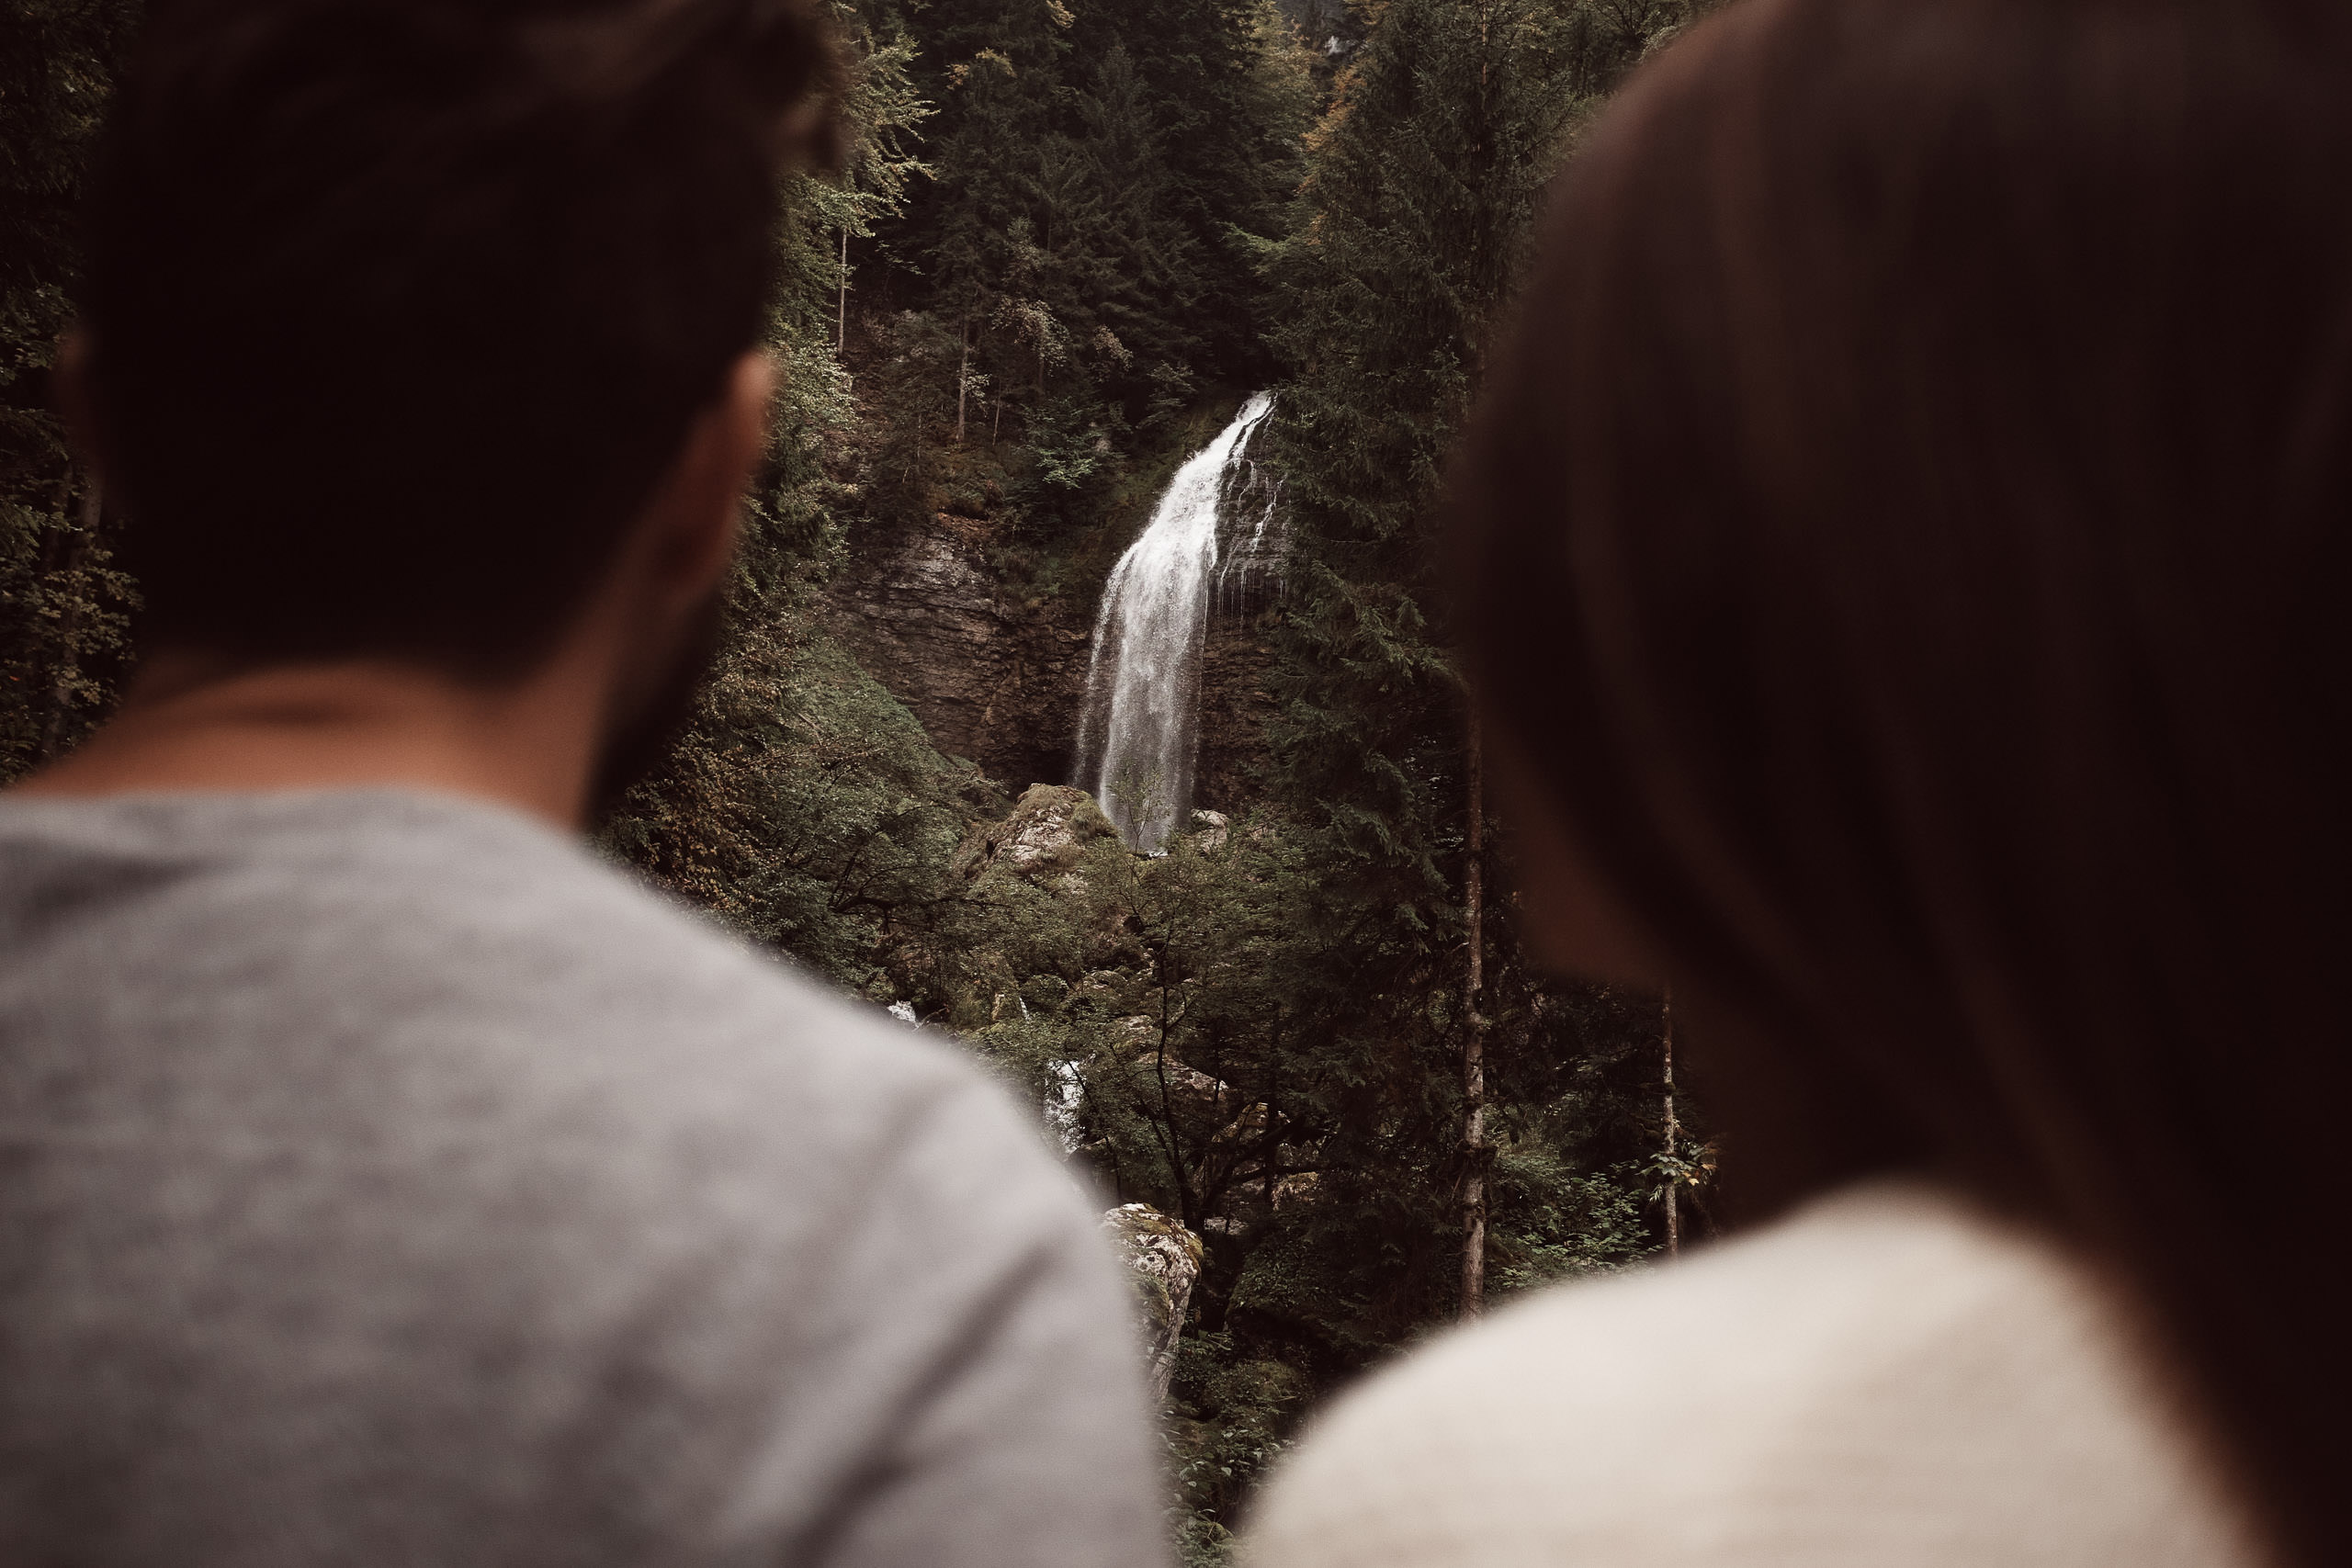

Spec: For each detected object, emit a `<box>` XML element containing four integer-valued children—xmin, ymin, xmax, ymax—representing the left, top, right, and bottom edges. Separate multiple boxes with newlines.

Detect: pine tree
<box><xmin>1064</xmin><ymin>44</ymin><xmax>1203</xmax><ymax>396</ymax></box>
<box><xmin>1066</xmin><ymin>0</ymin><xmax>1311</xmax><ymax>387</ymax></box>
<box><xmin>1259</xmin><ymin>0</ymin><xmax>1697</xmax><ymax>1331</ymax></box>
<box><xmin>817</xmin><ymin>6</ymin><xmax>933</xmax><ymax>358</ymax></box>
<box><xmin>893</xmin><ymin>0</ymin><xmax>1078</xmax><ymax>440</ymax></box>
<box><xmin>875</xmin><ymin>0</ymin><xmax>1311</xmax><ymax>497</ymax></box>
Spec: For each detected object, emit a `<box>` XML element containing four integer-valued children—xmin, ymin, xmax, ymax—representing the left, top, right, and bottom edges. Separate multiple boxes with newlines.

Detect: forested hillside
<box><xmin>0</xmin><ymin>1</ymin><xmax>1710</xmax><ymax>1554</ymax></box>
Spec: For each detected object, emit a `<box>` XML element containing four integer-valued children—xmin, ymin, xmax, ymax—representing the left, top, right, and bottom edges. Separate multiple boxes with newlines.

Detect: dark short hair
<box><xmin>82</xmin><ymin>0</ymin><xmax>839</xmax><ymax>675</ymax></box>
<box><xmin>1457</xmin><ymin>0</ymin><xmax>2352</xmax><ymax>1561</ymax></box>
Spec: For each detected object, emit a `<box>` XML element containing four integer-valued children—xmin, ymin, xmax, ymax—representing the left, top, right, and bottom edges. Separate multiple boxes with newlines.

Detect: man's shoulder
<box><xmin>1245</xmin><ymin>1182</ymin><xmax>2259</xmax><ymax>1568</ymax></box>
<box><xmin>297</xmin><ymin>789</ymin><xmax>968</xmax><ymax>1096</ymax></box>
<box><xmin>0</xmin><ymin>786</ymin><xmax>1033</xmax><ymax>1216</ymax></box>
<box><xmin>0</xmin><ymin>793</ymin><xmax>1156</xmax><ymax>1565</ymax></box>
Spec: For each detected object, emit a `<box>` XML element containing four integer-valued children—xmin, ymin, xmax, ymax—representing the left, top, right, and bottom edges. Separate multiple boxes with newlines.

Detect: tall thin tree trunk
<box><xmin>1262</xmin><ymin>1050</ymin><xmax>1280</xmax><ymax>1214</ymax></box>
<box><xmin>1461</xmin><ymin>707</ymin><xmax>1487</xmax><ymax>1320</ymax></box>
<box><xmin>836</xmin><ymin>228</ymin><xmax>849</xmax><ymax>355</ymax></box>
<box><xmin>1662</xmin><ymin>988</ymin><xmax>1680</xmax><ymax>1258</ymax></box>
<box><xmin>1463</xmin><ymin>0</ymin><xmax>1498</xmax><ymax>1321</ymax></box>
<box><xmin>955</xmin><ymin>314</ymin><xmax>971</xmax><ymax>446</ymax></box>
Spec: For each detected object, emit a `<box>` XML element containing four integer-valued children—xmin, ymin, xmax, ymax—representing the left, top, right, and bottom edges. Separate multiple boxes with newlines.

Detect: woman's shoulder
<box><xmin>1242</xmin><ymin>1180</ymin><xmax>2267</xmax><ymax>1568</ymax></box>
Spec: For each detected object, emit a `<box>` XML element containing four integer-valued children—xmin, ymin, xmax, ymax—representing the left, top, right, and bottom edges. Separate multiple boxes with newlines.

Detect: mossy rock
<box><xmin>953</xmin><ymin>784</ymin><xmax>1120</xmax><ymax>882</ymax></box>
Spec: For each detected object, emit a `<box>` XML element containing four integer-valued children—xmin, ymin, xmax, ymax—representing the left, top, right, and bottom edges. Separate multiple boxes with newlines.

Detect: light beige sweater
<box><xmin>1243</xmin><ymin>1182</ymin><xmax>2267</xmax><ymax>1568</ymax></box>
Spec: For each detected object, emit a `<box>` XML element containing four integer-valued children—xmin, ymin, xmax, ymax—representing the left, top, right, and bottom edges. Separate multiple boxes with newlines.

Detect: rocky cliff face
<box><xmin>1195</xmin><ymin>606</ymin><xmax>1279</xmax><ymax>821</ymax></box>
<box><xmin>829</xmin><ymin>518</ymin><xmax>1277</xmax><ymax>817</ymax></box>
<box><xmin>828</xmin><ymin>523</ymin><xmax>1093</xmax><ymax>794</ymax></box>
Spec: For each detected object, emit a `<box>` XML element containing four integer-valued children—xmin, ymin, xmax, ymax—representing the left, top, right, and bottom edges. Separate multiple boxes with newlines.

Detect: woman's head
<box><xmin>1457</xmin><ymin>0</ymin><xmax>2352</xmax><ymax>1556</ymax></box>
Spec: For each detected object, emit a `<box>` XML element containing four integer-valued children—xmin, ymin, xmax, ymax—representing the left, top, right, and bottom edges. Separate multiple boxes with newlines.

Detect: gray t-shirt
<box><xmin>0</xmin><ymin>789</ymin><xmax>1167</xmax><ymax>1567</ymax></box>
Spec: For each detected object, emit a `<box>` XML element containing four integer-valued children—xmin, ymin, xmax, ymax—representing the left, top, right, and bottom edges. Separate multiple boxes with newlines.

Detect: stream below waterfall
<box><xmin>1073</xmin><ymin>393</ymin><xmax>1277</xmax><ymax>852</ymax></box>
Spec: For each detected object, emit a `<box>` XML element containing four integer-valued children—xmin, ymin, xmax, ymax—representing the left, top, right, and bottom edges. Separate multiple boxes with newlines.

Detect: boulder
<box><xmin>951</xmin><ymin>784</ymin><xmax>1119</xmax><ymax>881</ymax></box>
<box><xmin>1187</xmin><ymin>808</ymin><xmax>1230</xmax><ymax>854</ymax></box>
<box><xmin>1101</xmin><ymin>1202</ymin><xmax>1204</xmax><ymax>1400</ymax></box>
<box><xmin>1133</xmin><ymin>1049</ymin><xmax>1226</xmax><ymax>1103</ymax></box>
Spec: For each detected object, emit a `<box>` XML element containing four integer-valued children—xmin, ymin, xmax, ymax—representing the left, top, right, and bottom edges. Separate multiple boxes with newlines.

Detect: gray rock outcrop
<box><xmin>951</xmin><ymin>784</ymin><xmax>1120</xmax><ymax>881</ymax></box>
<box><xmin>1101</xmin><ymin>1202</ymin><xmax>1204</xmax><ymax>1401</ymax></box>
<box><xmin>1187</xmin><ymin>808</ymin><xmax>1230</xmax><ymax>854</ymax></box>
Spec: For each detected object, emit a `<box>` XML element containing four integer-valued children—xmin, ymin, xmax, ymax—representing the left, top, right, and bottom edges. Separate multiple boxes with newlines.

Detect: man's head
<box><xmin>76</xmin><ymin>0</ymin><xmax>840</xmax><ymax>679</ymax></box>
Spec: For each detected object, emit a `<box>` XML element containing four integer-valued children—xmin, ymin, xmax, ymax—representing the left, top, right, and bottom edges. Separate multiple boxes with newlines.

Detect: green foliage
<box><xmin>854</xmin><ymin>0</ymin><xmax>1314</xmax><ymax>557</ymax></box>
<box><xmin>876</xmin><ymin>775</ymin><xmax>1667</xmax><ymax>1548</ymax></box>
<box><xmin>1</xmin><ymin>0</ymin><xmax>143</xmax><ymax>783</ymax></box>
<box><xmin>1250</xmin><ymin>0</ymin><xmax>1706</xmax><ymax>1292</ymax></box>
<box><xmin>1267</xmin><ymin>0</ymin><xmax>1690</xmax><ymax>865</ymax></box>
<box><xmin>1023</xmin><ymin>390</ymin><xmax>1119</xmax><ymax>505</ymax></box>
<box><xmin>1170</xmin><ymin>1330</ymin><xmax>1311</xmax><ymax>1546</ymax></box>
<box><xmin>602</xmin><ymin>619</ymin><xmax>993</xmax><ymax>996</ymax></box>
<box><xmin>1487</xmin><ymin>1145</ymin><xmax>1649</xmax><ymax>1292</ymax></box>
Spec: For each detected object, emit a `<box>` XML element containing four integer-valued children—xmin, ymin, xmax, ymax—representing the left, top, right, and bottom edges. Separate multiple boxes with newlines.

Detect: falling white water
<box><xmin>1044</xmin><ymin>1059</ymin><xmax>1084</xmax><ymax>1153</ymax></box>
<box><xmin>1074</xmin><ymin>393</ymin><xmax>1276</xmax><ymax>852</ymax></box>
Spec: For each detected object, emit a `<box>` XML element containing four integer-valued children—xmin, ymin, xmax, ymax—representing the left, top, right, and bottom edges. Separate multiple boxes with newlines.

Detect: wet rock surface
<box><xmin>1193</xmin><ymin>611</ymin><xmax>1277</xmax><ymax>819</ymax></box>
<box><xmin>828</xmin><ymin>525</ymin><xmax>1094</xmax><ymax>792</ymax></box>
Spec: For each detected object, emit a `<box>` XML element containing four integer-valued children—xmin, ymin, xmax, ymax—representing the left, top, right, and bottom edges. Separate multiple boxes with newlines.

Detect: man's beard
<box><xmin>583</xmin><ymin>588</ymin><xmax>728</xmax><ymax>825</ymax></box>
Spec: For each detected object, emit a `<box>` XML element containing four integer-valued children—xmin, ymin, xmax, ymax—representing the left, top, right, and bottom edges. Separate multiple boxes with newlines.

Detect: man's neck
<box><xmin>10</xmin><ymin>654</ymin><xmax>602</xmax><ymax>829</ymax></box>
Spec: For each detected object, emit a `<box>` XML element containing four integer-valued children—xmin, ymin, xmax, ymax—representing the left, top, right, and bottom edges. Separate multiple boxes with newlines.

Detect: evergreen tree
<box><xmin>1065</xmin><ymin>0</ymin><xmax>1311</xmax><ymax>388</ymax></box>
<box><xmin>870</xmin><ymin>0</ymin><xmax>1310</xmax><ymax>528</ymax></box>
<box><xmin>899</xmin><ymin>0</ymin><xmax>1078</xmax><ymax>440</ymax></box>
<box><xmin>1062</xmin><ymin>43</ymin><xmax>1204</xmax><ymax>400</ymax></box>
<box><xmin>1251</xmin><ymin>0</ymin><xmax>1701</xmax><ymax>1348</ymax></box>
<box><xmin>818</xmin><ymin>6</ymin><xmax>933</xmax><ymax>358</ymax></box>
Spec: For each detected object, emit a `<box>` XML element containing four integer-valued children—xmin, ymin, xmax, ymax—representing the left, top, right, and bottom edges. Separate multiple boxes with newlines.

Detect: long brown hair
<box><xmin>1455</xmin><ymin>0</ymin><xmax>2352</xmax><ymax>1559</ymax></box>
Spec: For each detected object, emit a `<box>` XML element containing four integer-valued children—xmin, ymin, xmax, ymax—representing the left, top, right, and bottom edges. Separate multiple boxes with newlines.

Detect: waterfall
<box><xmin>1044</xmin><ymin>1059</ymin><xmax>1083</xmax><ymax>1153</ymax></box>
<box><xmin>1074</xmin><ymin>392</ymin><xmax>1276</xmax><ymax>852</ymax></box>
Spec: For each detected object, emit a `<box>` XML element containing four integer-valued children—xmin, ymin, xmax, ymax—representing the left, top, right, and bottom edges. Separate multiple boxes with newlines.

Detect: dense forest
<box><xmin>1</xmin><ymin>0</ymin><xmax>1713</xmax><ymax>1555</ymax></box>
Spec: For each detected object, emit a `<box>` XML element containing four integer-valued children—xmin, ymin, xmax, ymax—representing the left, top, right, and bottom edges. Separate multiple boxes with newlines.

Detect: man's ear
<box><xmin>641</xmin><ymin>350</ymin><xmax>776</xmax><ymax>609</ymax></box>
